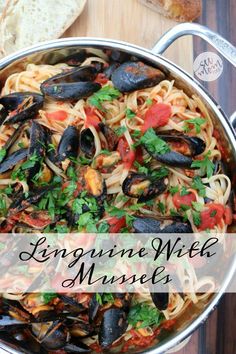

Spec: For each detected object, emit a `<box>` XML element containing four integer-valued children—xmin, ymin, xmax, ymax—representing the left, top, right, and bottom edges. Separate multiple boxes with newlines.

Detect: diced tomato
<box><xmin>0</xmin><ymin>220</ymin><xmax>14</xmax><ymax>232</ymax></box>
<box><xmin>142</xmin><ymin>103</ymin><xmax>171</xmax><ymax>132</ymax></box>
<box><xmin>108</xmin><ymin>216</ymin><xmax>126</xmax><ymax>233</ymax></box>
<box><xmin>117</xmin><ymin>138</ymin><xmax>136</xmax><ymax>169</ymax></box>
<box><xmin>173</xmin><ymin>191</ymin><xmax>196</xmax><ymax>208</ymax></box>
<box><xmin>94</xmin><ymin>73</ymin><xmax>108</xmax><ymax>85</ymax></box>
<box><xmin>84</xmin><ymin>107</ymin><xmax>101</xmax><ymax>129</ymax></box>
<box><xmin>23</xmin><ymin>213</ymin><xmax>51</xmax><ymax>228</ymax></box>
<box><xmin>46</xmin><ymin>110</ymin><xmax>68</xmax><ymax>121</ymax></box>
<box><xmin>199</xmin><ymin>203</ymin><xmax>225</xmax><ymax>231</ymax></box>
<box><xmin>122</xmin><ymin>329</ymin><xmax>157</xmax><ymax>352</ymax></box>
<box><xmin>89</xmin><ymin>343</ymin><xmax>102</xmax><ymax>353</ymax></box>
<box><xmin>224</xmin><ymin>206</ymin><xmax>233</xmax><ymax>225</ymax></box>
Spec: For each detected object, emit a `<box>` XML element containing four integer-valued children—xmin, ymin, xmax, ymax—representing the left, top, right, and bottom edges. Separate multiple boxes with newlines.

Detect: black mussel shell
<box><xmin>111</xmin><ymin>61</ymin><xmax>165</xmax><ymax>92</ymax></box>
<box><xmin>0</xmin><ymin>92</ymin><xmax>44</xmax><ymax>125</ymax></box>
<box><xmin>99</xmin><ymin>308</ymin><xmax>128</xmax><ymax>348</ymax></box>
<box><xmin>57</xmin><ymin>125</ymin><xmax>80</xmax><ymax>162</ymax></box>
<box><xmin>122</xmin><ymin>172</ymin><xmax>167</xmax><ymax>201</ymax></box>
<box><xmin>133</xmin><ymin>216</ymin><xmax>193</xmax><ymax>233</ymax></box>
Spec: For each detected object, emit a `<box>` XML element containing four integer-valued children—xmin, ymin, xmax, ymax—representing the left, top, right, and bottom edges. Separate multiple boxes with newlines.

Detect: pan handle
<box><xmin>230</xmin><ymin>112</ymin><xmax>236</xmax><ymax>128</ymax></box>
<box><xmin>151</xmin><ymin>23</ymin><xmax>236</xmax><ymax>67</ymax></box>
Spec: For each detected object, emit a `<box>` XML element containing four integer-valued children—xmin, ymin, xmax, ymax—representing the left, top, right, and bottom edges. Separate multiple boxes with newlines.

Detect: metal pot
<box><xmin>0</xmin><ymin>23</ymin><xmax>235</xmax><ymax>354</ymax></box>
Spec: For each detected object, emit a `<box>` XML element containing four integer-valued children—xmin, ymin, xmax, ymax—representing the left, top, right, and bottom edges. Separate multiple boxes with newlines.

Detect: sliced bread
<box><xmin>0</xmin><ymin>0</ymin><xmax>87</xmax><ymax>57</ymax></box>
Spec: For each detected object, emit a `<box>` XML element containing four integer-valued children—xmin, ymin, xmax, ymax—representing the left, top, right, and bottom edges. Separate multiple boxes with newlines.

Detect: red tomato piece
<box><xmin>84</xmin><ymin>107</ymin><xmax>101</xmax><ymax>129</ymax></box>
<box><xmin>173</xmin><ymin>192</ymin><xmax>196</xmax><ymax>208</ymax></box>
<box><xmin>142</xmin><ymin>103</ymin><xmax>171</xmax><ymax>132</ymax></box>
<box><xmin>224</xmin><ymin>206</ymin><xmax>233</xmax><ymax>225</ymax></box>
<box><xmin>23</xmin><ymin>214</ymin><xmax>51</xmax><ymax>228</ymax></box>
<box><xmin>117</xmin><ymin>138</ymin><xmax>136</xmax><ymax>169</ymax></box>
<box><xmin>199</xmin><ymin>203</ymin><xmax>225</xmax><ymax>231</ymax></box>
<box><xmin>108</xmin><ymin>216</ymin><xmax>126</xmax><ymax>233</ymax></box>
<box><xmin>46</xmin><ymin>110</ymin><xmax>68</xmax><ymax>121</ymax></box>
<box><xmin>94</xmin><ymin>73</ymin><xmax>108</xmax><ymax>85</ymax></box>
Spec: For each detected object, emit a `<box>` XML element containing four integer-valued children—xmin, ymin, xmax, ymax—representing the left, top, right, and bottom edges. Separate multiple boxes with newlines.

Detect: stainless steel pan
<box><xmin>0</xmin><ymin>23</ymin><xmax>235</xmax><ymax>354</ymax></box>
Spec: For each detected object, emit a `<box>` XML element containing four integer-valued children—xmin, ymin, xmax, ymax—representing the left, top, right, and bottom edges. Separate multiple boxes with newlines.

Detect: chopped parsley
<box><xmin>183</xmin><ymin>117</ymin><xmax>206</xmax><ymax>134</ymax></box>
<box><xmin>0</xmin><ymin>149</ymin><xmax>6</xmax><ymax>163</ymax></box>
<box><xmin>128</xmin><ymin>303</ymin><xmax>163</xmax><ymax>329</ymax></box>
<box><xmin>180</xmin><ymin>186</ymin><xmax>190</xmax><ymax>196</ymax></box>
<box><xmin>131</xmin><ymin>130</ymin><xmax>141</xmax><ymax>138</ymax></box>
<box><xmin>126</xmin><ymin>108</ymin><xmax>136</xmax><ymax>119</ymax></box>
<box><xmin>210</xmin><ymin>210</ymin><xmax>217</xmax><ymax>217</ymax></box>
<box><xmin>191</xmin><ymin>176</ymin><xmax>206</xmax><ymax>197</ymax></box>
<box><xmin>88</xmin><ymin>85</ymin><xmax>121</xmax><ymax>110</ymax></box>
<box><xmin>42</xmin><ymin>293</ymin><xmax>58</xmax><ymax>304</ymax></box>
<box><xmin>157</xmin><ymin>201</ymin><xmax>165</xmax><ymax>214</ymax></box>
<box><xmin>191</xmin><ymin>152</ymin><xmax>214</xmax><ymax>179</ymax></box>
<box><xmin>140</xmin><ymin>128</ymin><xmax>170</xmax><ymax>155</ymax></box>
<box><xmin>192</xmin><ymin>210</ymin><xmax>201</xmax><ymax>226</ymax></box>
<box><xmin>99</xmin><ymin>149</ymin><xmax>112</xmax><ymax>156</ymax></box>
<box><xmin>97</xmin><ymin>221</ymin><xmax>110</xmax><ymax>233</ymax></box>
<box><xmin>114</xmin><ymin>126</ymin><xmax>127</xmax><ymax>137</ymax></box>
<box><xmin>146</xmin><ymin>98</ymin><xmax>153</xmax><ymax>106</ymax></box>
<box><xmin>169</xmin><ymin>186</ymin><xmax>179</xmax><ymax>195</ymax></box>
<box><xmin>192</xmin><ymin>201</ymin><xmax>203</xmax><ymax>212</ymax></box>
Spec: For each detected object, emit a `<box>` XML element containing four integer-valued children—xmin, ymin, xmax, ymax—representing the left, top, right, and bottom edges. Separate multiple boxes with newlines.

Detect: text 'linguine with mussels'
<box><xmin>0</xmin><ymin>51</ymin><xmax>234</xmax><ymax>353</ymax></box>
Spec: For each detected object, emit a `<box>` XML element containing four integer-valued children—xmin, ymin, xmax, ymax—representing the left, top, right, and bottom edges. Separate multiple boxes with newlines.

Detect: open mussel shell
<box><xmin>57</xmin><ymin>125</ymin><xmax>80</xmax><ymax>161</ymax></box>
<box><xmin>98</xmin><ymin>308</ymin><xmax>128</xmax><ymax>348</ymax></box>
<box><xmin>98</xmin><ymin>122</ymin><xmax>118</xmax><ymax>151</ymax></box>
<box><xmin>8</xmin><ymin>186</ymin><xmax>50</xmax><ymax>216</ymax></box>
<box><xmin>32</xmin><ymin>321</ymin><xmax>68</xmax><ymax>350</ymax></box>
<box><xmin>40</xmin><ymin>66</ymin><xmax>101</xmax><ymax>101</ymax></box>
<box><xmin>64</xmin><ymin>339</ymin><xmax>91</xmax><ymax>353</ymax></box>
<box><xmin>28</xmin><ymin>121</ymin><xmax>47</xmax><ymax>181</ymax></box>
<box><xmin>80</xmin><ymin>128</ymin><xmax>96</xmax><ymax>158</ymax></box>
<box><xmin>142</xmin><ymin>131</ymin><xmax>206</xmax><ymax>168</ymax></box>
<box><xmin>122</xmin><ymin>172</ymin><xmax>167</xmax><ymax>201</ymax></box>
<box><xmin>151</xmin><ymin>292</ymin><xmax>169</xmax><ymax>311</ymax></box>
<box><xmin>0</xmin><ymin>92</ymin><xmax>44</xmax><ymax>125</ymax></box>
<box><xmin>133</xmin><ymin>216</ymin><xmax>193</xmax><ymax>233</ymax></box>
<box><xmin>111</xmin><ymin>61</ymin><xmax>165</xmax><ymax>92</ymax></box>
<box><xmin>84</xmin><ymin>167</ymin><xmax>107</xmax><ymax>199</ymax></box>
<box><xmin>0</xmin><ymin>148</ymin><xmax>28</xmax><ymax>174</ymax></box>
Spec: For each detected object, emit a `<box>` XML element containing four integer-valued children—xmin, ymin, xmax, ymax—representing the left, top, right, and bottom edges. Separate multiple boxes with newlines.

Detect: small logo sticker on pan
<box><xmin>193</xmin><ymin>52</ymin><xmax>223</xmax><ymax>82</ymax></box>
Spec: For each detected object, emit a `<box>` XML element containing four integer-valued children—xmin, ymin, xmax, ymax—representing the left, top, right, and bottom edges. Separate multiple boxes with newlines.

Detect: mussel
<box><xmin>8</xmin><ymin>187</ymin><xmax>50</xmax><ymax>215</ymax></box>
<box><xmin>32</xmin><ymin>321</ymin><xmax>68</xmax><ymax>350</ymax></box>
<box><xmin>142</xmin><ymin>131</ymin><xmax>206</xmax><ymax>168</ymax></box>
<box><xmin>0</xmin><ymin>92</ymin><xmax>44</xmax><ymax>125</ymax></box>
<box><xmin>151</xmin><ymin>292</ymin><xmax>169</xmax><ymax>311</ymax></box>
<box><xmin>80</xmin><ymin>128</ymin><xmax>95</xmax><ymax>158</ymax></box>
<box><xmin>98</xmin><ymin>308</ymin><xmax>128</xmax><ymax>348</ymax></box>
<box><xmin>122</xmin><ymin>171</ymin><xmax>167</xmax><ymax>201</ymax></box>
<box><xmin>84</xmin><ymin>167</ymin><xmax>106</xmax><ymax>199</ymax></box>
<box><xmin>133</xmin><ymin>216</ymin><xmax>193</xmax><ymax>233</ymax></box>
<box><xmin>0</xmin><ymin>148</ymin><xmax>28</xmax><ymax>174</ymax></box>
<box><xmin>28</xmin><ymin>121</ymin><xmax>47</xmax><ymax>181</ymax></box>
<box><xmin>111</xmin><ymin>61</ymin><xmax>165</xmax><ymax>92</ymax></box>
<box><xmin>92</xmin><ymin>151</ymin><xmax>121</xmax><ymax>169</ymax></box>
<box><xmin>98</xmin><ymin>122</ymin><xmax>118</xmax><ymax>151</ymax></box>
<box><xmin>57</xmin><ymin>125</ymin><xmax>80</xmax><ymax>161</ymax></box>
<box><xmin>40</xmin><ymin>66</ymin><xmax>101</xmax><ymax>101</ymax></box>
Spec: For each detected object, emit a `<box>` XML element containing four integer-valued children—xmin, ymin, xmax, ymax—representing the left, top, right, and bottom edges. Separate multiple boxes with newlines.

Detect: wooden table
<box><xmin>63</xmin><ymin>1</ymin><xmax>236</xmax><ymax>353</ymax></box>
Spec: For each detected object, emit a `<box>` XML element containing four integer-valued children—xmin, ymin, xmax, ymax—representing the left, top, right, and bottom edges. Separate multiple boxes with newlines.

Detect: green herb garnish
<box><xmin>128</xmin><ymin>303</ymin><xmax>164</xmax><ymax>329</ymax></box>
<box><xmin>140</xmin><ymin>128</ymin><xmax>170</xmax><ymax>155</ymax></box>
<box><xmin>191</xmin><ymin>152</ymin><xmax>214</xmax><ymax>179</ymax></box>
<box><xmin>184</xmin><ymin>117</ymin><xmax>206</xmax><ymax>134</ymax></box>
<box><xmin>89</xmin><ymin>85</ymin><xmax>121</xmax><ymax>110</ymax></box>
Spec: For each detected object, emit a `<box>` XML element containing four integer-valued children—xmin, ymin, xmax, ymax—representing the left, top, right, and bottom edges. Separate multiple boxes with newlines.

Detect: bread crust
<box><xmin>139</xmin><ymin>0</ymin><xmax>202</xmax><ymax>22</ymax></box>
<box><xmin>0</xmin><ymin>0</ymin><xmax>87</xmax><ymax>58</ymax></box>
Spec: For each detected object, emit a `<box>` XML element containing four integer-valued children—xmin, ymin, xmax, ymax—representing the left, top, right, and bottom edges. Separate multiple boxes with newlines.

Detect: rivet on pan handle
<box><xmin>151</xmin><ymin>23</ymin><xmax>236</xmax><ymax>67</ymax></box>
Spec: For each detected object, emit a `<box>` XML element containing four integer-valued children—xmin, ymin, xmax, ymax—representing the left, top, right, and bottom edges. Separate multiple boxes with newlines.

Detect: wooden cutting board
<box><xmin>63</xmin><ymin>0</ymin><xmax>193</xmax><ymax>74</ymax></box>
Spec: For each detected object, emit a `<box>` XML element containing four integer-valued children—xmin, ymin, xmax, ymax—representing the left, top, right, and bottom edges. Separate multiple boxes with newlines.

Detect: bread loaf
<box><xmin>0</xmin><ymin>0</ymin><xmax>87</xmax><ymax>58</ymax></box>
<box><xmin>139</xmin><ymin>0</ymin><xmax>202</xmax><ymax>22</ymax></box>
